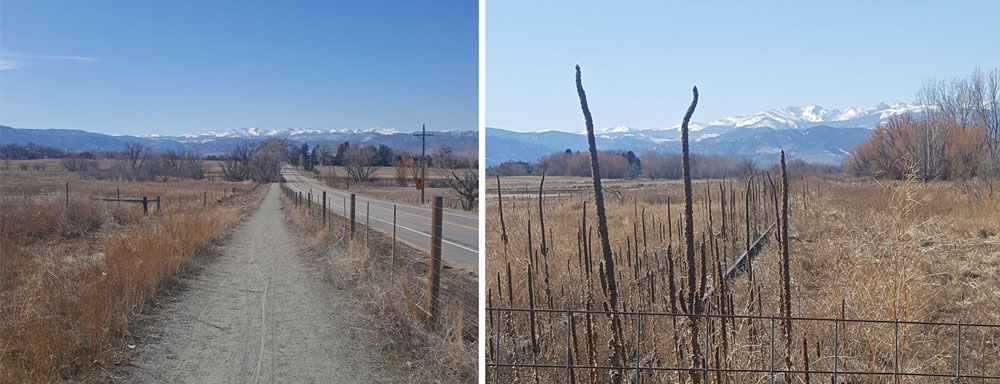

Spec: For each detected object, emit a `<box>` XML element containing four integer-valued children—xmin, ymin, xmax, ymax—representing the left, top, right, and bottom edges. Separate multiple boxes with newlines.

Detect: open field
<box><xmin>0</xmin><ymin>160</ymin><xmax>264</xmax><ymax>382</ymax></box>
<box><xmin>485</xmin><ymin>174</ymin><xmax>1000</xmax><ymax>382</ymax></box>
<box><xmin>300</xmin><ymin>164</ymin><xmax>477</xmax><ymax>212</ymax></box>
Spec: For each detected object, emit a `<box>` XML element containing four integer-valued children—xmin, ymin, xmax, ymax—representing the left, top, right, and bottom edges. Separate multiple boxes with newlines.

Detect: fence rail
<box><xmin>487</xmin><ymin>306</ymin><xmax>1000</xmax><ymax>383</ymax></box>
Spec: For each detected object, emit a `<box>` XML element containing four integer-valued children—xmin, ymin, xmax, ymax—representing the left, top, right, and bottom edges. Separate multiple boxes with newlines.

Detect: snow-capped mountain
<box><xmin>487</xmin><ymin>102</ymin><xmax>929</xmax><ymax>166</ymax></box>
<box><xmin>178</xmin><ymin>126</ymin><xmax>409</xmax><ymax>140</ymax></box>
<box><xmin>0</xmin><ymin>125</ymin><xmax>477</xmax><ymax>157</ymax></box>
<box><xmin>675</xmin><ymin>102</ymin><xmax>927</xmax><ymax>133</ymax></box>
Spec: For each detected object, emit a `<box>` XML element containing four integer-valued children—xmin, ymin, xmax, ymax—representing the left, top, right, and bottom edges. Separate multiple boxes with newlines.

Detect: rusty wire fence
<box><xmin>487</xmin><ymin>307</ymin><xmax>1000</xmax><ymax>383</ymax></box>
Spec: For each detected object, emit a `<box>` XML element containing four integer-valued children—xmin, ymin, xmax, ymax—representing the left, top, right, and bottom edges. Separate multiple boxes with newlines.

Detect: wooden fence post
<box><xmin>350</xmin><ymin>194</ymin><xmax>356</xmax><ymax>239</ymax></box>
<box><xmin>425</xmin><ymin>196</ymin><xmax>444</xmax><ymax>325</ymax></box>
<box><xmin>142</xmin><ymin>196</ymin><xmax>148</xmax><ymax>215</ymax></box>
<box><xmin>117</xmin><ymin>187</ymin><xmax>120</xmax><ymax>206</ymax></box>
<box><xmin>322</xmin><ymin>191</ymin><xmax>327</xmax><ymax>226</ymax></box>
<box><xmin>203</xmin><ymin>191</ymin><xmax>207</xmax><ymax>207</ymax></box>
<box><xmin>343</xmin><ymin>197</ymin><xmax>347</xmax><ymax>243</ymax></box>
<box><xmin>156</xmin><ymin>196</ymin><xmax>160</xmax><ymax>211</ymax></box>
<box><xmin>65</xmin><ymin>182</ymin><xmax>69</xmax><ymax>206</ymax></box>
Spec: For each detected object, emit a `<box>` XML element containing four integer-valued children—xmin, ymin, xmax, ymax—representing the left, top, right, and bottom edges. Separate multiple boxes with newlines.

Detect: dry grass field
<box><xmin>302</xmin><ymin>165</ymin><xmax>477</xmax><ymax>212</ymax></box>
<box><xmin>278</xmin><ymin>182</ymin><xmax>478</xmax><ymax>383</ymax></box>
<box><xmin>485</xmin><ymin>173</ymin><xmax>1000</xmax><ymax>383</ymax></box>
<box><xmin>0</xmin><ymin>160</ymin><xmax>264</xmax><ymax>382</ymax></box>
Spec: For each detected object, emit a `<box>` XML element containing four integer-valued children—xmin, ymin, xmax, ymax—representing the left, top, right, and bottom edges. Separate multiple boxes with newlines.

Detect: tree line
<box><xmin>487</xmin><ymin>149</ymin><xmax>776</xmax><ymax>180</ymax></box>
<box><xmin>1</xmin><ymin>142</ymin><xmax>205</xmax><ymax>181</ymax></box>
<box><xmin>846</xmin><ymin>67</ymin><xmax>999</xmax><ymax>188</ymax></box>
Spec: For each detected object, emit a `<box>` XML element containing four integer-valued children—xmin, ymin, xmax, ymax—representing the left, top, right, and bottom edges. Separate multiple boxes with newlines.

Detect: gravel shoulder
<box><xmin>121</xmin><ymin>184</ymin><xmax>390</xmax><ymax>383</ymax></box>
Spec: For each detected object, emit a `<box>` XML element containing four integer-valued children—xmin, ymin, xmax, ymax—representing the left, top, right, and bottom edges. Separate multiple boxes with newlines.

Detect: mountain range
<box><xmin>486</xmin><ymin>102</ymin><xmax>929</xmax><ymax>166</ymax></box>
<box><xmin>0</xmin><ymin>125</ymin><xmax>477</xmax><ymax>157</ymax></box>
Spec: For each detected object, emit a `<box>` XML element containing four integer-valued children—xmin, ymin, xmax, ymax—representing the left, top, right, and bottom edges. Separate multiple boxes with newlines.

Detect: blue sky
<box><xmin>486</xmin><ymin>1</ymin><xmax>1000</xmax><ymax>132</ymax></box>
<box><xmin>0</xmin><ymin>1</ymin><xmax>477</xmax><ymax>136</ymax></box>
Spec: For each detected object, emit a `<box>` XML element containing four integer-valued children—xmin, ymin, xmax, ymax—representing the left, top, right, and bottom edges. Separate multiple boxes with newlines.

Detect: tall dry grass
<box><xmin>485</xmin><ymin>175</ymin><xmax>1000</xmax><ymax>382</ymax></box>
<box><xmin>1</xmin><ymin>168</ymin><xmax>263</xmax><ymax>382</ymax></box>
<box><xmin>278</xmin><ymin>183</ymin><xmax>477</xmax><ymax>383</ymax></box>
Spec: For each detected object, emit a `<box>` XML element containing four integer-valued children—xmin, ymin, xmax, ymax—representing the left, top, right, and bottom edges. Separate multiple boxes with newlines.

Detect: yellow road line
<box><xmin>395</xmin><ymin>209</ymin><xmax>479</xmax><ymax>231</ymax></box>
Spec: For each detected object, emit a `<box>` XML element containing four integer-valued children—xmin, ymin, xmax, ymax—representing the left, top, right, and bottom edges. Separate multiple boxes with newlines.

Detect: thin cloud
<box><xmin>0</xmin><ymin>51</ymin><xmax>101</xmax><ymax>69</ymax></box>
<box><xmin>0</xmin><ymin>59</ymin><xmax>21</xmax><ymax>70</ymax></box>
<box><xmin>36</xmin><ymin>54</ymin><xmax>100</xmax><ymax>62</ymax></box>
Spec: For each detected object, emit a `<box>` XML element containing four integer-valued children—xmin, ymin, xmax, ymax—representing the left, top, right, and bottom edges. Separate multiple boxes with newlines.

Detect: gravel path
<box><xmin>125</xmin><ymin>184</ymin><xmax>388</xmax><ymax>383</ymax></box>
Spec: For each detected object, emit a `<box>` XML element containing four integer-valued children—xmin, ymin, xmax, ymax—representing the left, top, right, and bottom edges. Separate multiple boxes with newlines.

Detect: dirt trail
<box><xmin>124</xmin><ymin>184</ymin><xmax>389</xmax><ymax>383</ymax></box>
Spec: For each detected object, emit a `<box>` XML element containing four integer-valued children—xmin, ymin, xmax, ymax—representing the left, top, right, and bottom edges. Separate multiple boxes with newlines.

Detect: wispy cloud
<box><xmin>33</xmin><ymin>54</ymin><xmax>100</xmax><ymax>62</ymax></box>
<box><xmin>0</xmin><ymin>59</ymin><xmax>21</xmax><ymax>70</ymax></box>
<box><xmin>0</xmin><ymin>51</ymin><xmax>101</xmax><ymax>69</ymax></box>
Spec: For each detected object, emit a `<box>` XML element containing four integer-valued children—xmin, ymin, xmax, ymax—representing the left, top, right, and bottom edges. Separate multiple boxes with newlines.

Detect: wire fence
<box><xmin>486</xmin><ymin>306</ymin><xmax>1000</xmax><ymax>383</ymax></box>
<box><xmin>0</xmin><ymin>181</ymin><xmax>251</xmax><ymax>214</ymax></box>
<box><xmin>277</xmin><ymin>182</ymin><xmax>478</xmax><ymax>331</ymax></box>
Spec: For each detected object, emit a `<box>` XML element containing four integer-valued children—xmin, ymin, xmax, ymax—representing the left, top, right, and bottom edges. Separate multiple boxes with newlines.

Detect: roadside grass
<box><xmin>0</xmin><ymin>166</ymin><xmax>264</xmax><ymax>382</ymax></box>
<box><xmin>279</xmin><ymin>183</ymin><xmax>477</xmax><ymax>383</ymax></box>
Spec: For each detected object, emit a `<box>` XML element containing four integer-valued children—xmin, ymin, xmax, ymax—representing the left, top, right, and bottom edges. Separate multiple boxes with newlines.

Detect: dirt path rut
<box><xmin>125</xmin><ymin>184</ymin><xmax>388</xmax><ymax>383</ymax></box>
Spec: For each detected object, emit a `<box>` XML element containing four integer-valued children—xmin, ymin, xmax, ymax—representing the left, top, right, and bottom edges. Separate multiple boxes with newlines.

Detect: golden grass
<box><xmin>0</xmin><ymin>167</ymin><xmax>264</xmax><ymax>382</ymax></box>
<box><xmin>485</xmin><ymin>175</ymin><xmax>1000</xmax><ymax>382</ymax></box>
<box><xmin>278</xmin><ymin>183</ymin><xmax>478</xmax><ymax>383</ymax></box>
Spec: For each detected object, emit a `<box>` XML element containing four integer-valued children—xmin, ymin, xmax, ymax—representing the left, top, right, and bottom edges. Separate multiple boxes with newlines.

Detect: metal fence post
<box><xmin>567</xmin><ymin>309</ymin><xmax>573</xmax><ymax>384</ymax></box>
<box><xmin>156</xmin><ymin>196</ymin><xmax>160</xmax><ymax>212</ymax></box>
<box><xmin>495</xmin><ymin>308</ymin><xmax>502</xmax><ymax>384</ymax></box>
<box><xmin>365</xmin><ymin>202</ymin><xmax>370</xmax><ymax>252</ymax></box>
<box><xmin>769</xmin><ymin>316</ymin><xmax>775</xmax><ymax>384</ymax></box>
<box><xmin>635</xmin><ymin>311</ymin><xmax>642</xmax><ymax>384</ymax></box>
<box><xmin>704</xmin><ymin>312</ymin><xmax>709</xmax><ymax>384</ymax></box>
<box><xmin>391</xmin><ymin>204</ymin><xmax>397</xmax><ymax>277</ymax></box>
<box><xmin>425</xmin><ymin>196</ymin><xmax>444</xmax><ymax>325</ymax></box>
<box><xmin>956</xmin><ymin>321</ymin><xmax>962</xmax><ymax>383</ymax></box>
<box><xmin>343</xmin><ymin>197</ymin><xmax>347</xmax><ymax>243</ymax></box>
<box><xmin>350</xmin><ymin>194</ymin><xmax>356</xmax><ymax>240</ymax></box>
<box><xmin>833</xmin><ymin>319</ymin><xmax>838</xmax><ymax>384</ymax></box>
<box><xmin>203</xmin><ymin>191</ymin><xmax>206</xmax><ymax>207</ymax></box>
<box><xmin>117</xmin><ymin>187</ymin><xmax>120</xmax><ymax>206</ymax></box>
<box><xmin>894</xmin><ymin>318</ymin><xmax>899</xmax><ymax>384</ymax></box>
<box><xmin>322</xmin><ymin>191</ymin><xmax>327</xmax><ymax>226</ymax></box>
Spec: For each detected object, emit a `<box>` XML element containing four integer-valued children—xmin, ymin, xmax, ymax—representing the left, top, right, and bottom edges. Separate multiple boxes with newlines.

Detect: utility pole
<box><xmin>413</xmin><ymin>124</ymin><xmax>433</xmax><ymax>205</ymax></box>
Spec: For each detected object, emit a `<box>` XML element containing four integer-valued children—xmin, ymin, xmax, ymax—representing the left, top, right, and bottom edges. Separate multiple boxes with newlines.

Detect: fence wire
<box><xmin>487</xmin><ymin>306</ymin><xmax>1000</xmax><ymax>384</ymax></box>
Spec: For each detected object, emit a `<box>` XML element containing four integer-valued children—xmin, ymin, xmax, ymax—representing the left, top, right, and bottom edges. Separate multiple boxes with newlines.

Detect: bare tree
<box><xmin>344</xmin><ymin>145</ymin><xmax>377</xmax><ymax>183</ymax></box>
<box><xmin>222</xmin><ymin>143</ymin><xmax>254</xmax><ymax>181</ymax></box>
<box><xmin>438</xmin><ymin>162</ymin><xmax>478</xmax><ymax>211</ymax></box>
<box><xmin>393</xmin><ymin>154</ymin><xmax>412</xmax><ymax>186</ymax></box>
<box><xmin>971</xmin><ymin>67</ymin><xmax>1000</xmax><ymax>194</ymax></box>
<box><xmin>248</xmin><ymin>139</ymin><xmax>285</xmax><ymax>183</ymax></box>
<box><xmin>123</xmin><ymin>142</ymin><xmax>147</xmax><ymax>172</ymax></box>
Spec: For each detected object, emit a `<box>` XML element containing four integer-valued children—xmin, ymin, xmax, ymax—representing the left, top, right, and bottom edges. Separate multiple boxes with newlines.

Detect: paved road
<box><xmin>126</xmin><ymin>184</ymin><xmax>391</xmax><ymax>383</ymax></box>
<box><xmin>281</xmin><ymin>167</ymin><xmax>479</xmax><ymax>271</ymax></box>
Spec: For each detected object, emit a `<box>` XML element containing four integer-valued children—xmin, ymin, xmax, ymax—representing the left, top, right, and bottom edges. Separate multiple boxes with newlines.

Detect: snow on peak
<box><xmin>695</xmin><ymin>102</ymin><xmax>927</xmax><ymax>131</ymax></box>
<box><xmin>361</xmin><ymin>126</ymin><xmax>405</xmax><ymax>135</ymax></box>
<box><xmin>601</xmin><ymin>125</ymin><xmax>634</xmax><ymax>133</ymax></box>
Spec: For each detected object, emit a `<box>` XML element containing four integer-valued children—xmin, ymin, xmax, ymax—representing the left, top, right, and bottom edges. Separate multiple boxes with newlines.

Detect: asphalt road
<box><xmin>281</xmin><ymin>167</ymin><xmax>479</xmax><ymax>271</ymax></box>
